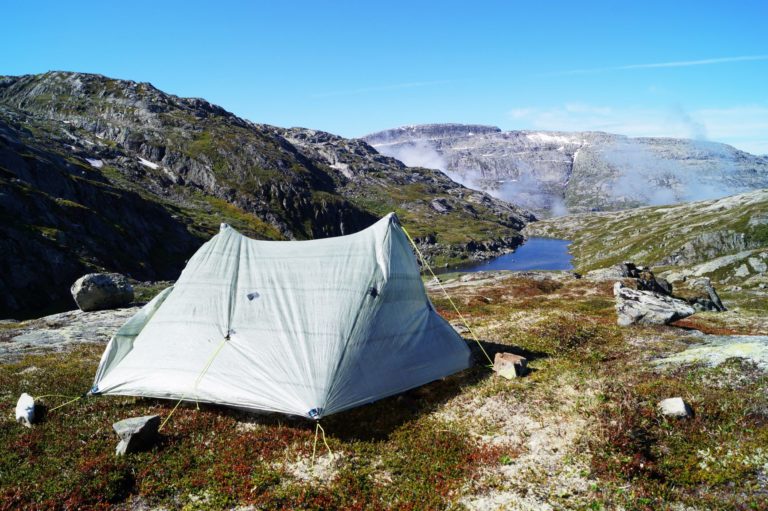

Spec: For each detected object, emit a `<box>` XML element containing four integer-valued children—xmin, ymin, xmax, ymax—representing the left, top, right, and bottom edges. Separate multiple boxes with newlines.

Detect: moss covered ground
<box><xmin>1</xmin><ymin>272</ymin><xmax>767</xmax><ymax>510</ymax></box>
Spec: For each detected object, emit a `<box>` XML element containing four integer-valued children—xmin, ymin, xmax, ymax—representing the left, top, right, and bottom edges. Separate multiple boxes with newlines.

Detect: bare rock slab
<box><xmin>613</xmin><ymin>282</ymin><xmax>695</xmax><ymax>326</ymax></box>
<box><xmin>658</xmin><ymin>397</ymin><xmax>693</xmax><ymax>418</ymax></box>
<box><xmin>494</xmin><ymin>352</ymin><xmax>528</xmax><ymax>379</ymax></box>
<box><xmin>71</xmin><ymin>273</ymin><xmax>134</xmax><ymax>312</ymax></box>
<box><xmin>15</xmin><ymin>393</ymin><xmax>35</xmax><ymax>428</ymax></box>
<box><xmin>113</xmin><ymin>415</ymin><xmax>160</xmax><ymax>455</ymax></box>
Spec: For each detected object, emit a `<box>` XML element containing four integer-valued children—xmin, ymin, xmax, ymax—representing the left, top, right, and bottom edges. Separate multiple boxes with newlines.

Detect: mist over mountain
<box><xmin>363</xmin><ymin>124</ymin><xmax>768</xmax><ymax>216</ymax></box>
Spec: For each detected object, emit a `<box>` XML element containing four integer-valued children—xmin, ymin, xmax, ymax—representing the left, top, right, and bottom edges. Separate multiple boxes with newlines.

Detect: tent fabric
<box><xmin>92</xmin><ymin>213</ymin><xmax>471</xmax><ymax>419</ymax></box>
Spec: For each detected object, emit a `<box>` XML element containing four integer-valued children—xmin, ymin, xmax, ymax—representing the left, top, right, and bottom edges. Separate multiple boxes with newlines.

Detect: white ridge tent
<box><xmin>92</xmin><ymin>213</ymin><xmax>472</xmax><ymax>419</ymax></box>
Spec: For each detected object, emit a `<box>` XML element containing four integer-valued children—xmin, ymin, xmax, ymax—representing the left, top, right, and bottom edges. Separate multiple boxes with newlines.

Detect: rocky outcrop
<box><xmin>363</xmin><ymin>124</ymin><xmax>768</xmax><ymax>216</ymax></box>
<box><xmin>613</xmin><ymin>282</ymin><xmax>695</xmax><ymax>326</ymax></box>
<box><xmin>0</xmin><ymin>307</ymin><xmax>139</xmax><ymax>363</ymax></box>
<box><xmin>71</xmin><ymin>273</ymin><xmax>134</xmax><ymax>312</ymax></box>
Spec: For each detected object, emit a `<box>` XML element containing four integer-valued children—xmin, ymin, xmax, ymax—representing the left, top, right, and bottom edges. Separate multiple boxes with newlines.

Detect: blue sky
<box><xmin>3</xmin><ymin>0</ymin><xmax>767</xmax><ymax>153</ymax></box>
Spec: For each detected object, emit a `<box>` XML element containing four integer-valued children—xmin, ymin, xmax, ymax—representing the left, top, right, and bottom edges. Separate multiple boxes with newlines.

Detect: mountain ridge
<box><xmin>363</xmin><ymin>123</ymin><xmax>768</xmax><ymax>216</ymax></box>
<box><xmin>0</xmin><ymin>71</ymin><xmax>533</xmax><ymax>316</ymax></box>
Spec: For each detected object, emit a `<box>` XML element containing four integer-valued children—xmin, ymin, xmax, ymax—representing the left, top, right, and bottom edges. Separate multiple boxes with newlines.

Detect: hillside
<box><xmin>0</xmin><ymin>72</ymin><xmax>533</xmax><ymax>316</ymax></box>
<box><xmin>363</xmin><ymin>124</ymin><xmax>768</xmax><ymax>216</ymax></box>
<box><xmin>525</xmin><ymin>188</ymin><xmax>767</xmax><ymax>270</ymax></box>
<box><xmin>525</xmin><ymin>189</ymin><xmax>768</xmax><ymax>319</ymax></box>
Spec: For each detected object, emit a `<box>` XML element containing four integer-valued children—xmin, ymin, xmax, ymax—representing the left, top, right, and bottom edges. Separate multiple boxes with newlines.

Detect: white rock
<box><xmin>85</xmin><ymin>158</ymin><xmax>103</xmax><ymax>168</ymax></box>
<box><xmin>748</xmin><ymin>257</ymin><xmax>767</xmax><ymax>274</ymax></box>
<box><xmin>585</xmin><ymin>266</ymin><xmax>624</xmax><ymax>281</ymax></box>
<box><xmin>137</xmin><ymin>157</ymin><xmax>160</xmax><ymax>170</ymax></box>
<box><xmin>658</xmin><ymin>397</ymin><xmax>692</xmax><ymax>418</ymax></box>
<box><xmin>15</xmin><ymin>393</ymin><xmax>35</xmax><ymax>427</ymax></box>
<box><xmin>734</xmin><ymin>264</ymin><xmax>750</xmax><ymax>278</ymax></box>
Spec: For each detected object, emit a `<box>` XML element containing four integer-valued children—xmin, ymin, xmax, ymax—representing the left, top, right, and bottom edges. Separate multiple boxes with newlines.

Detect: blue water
<box><xmin>446</xmin><ymin>237</ymin><xmax>573</xmax><ymax>273</ymax></box>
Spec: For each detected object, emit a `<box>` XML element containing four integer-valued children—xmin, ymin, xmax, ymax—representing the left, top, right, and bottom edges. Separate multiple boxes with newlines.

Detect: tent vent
<box><xmin>247</xmin><ymin>292</ymin><xmax>260</xmax><ymax>301</ymax></box>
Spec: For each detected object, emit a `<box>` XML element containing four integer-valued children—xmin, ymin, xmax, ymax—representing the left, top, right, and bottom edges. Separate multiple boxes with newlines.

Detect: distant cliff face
<box><xmin>363</xmin><ymin>124</ymin><xmax>768</xmax><ymax>216</ymax></box>
<box><xmin>0</xmin><ymin>73</ymin><xmax>533</xmax><ymax>316</ymax></box>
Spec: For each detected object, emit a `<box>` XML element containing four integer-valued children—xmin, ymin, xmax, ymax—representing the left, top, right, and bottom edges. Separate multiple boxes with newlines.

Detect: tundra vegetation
<box><xmin>1</xmin><ymin>267</ymin><xmax>767</xmax><ymax>510</ymax></box>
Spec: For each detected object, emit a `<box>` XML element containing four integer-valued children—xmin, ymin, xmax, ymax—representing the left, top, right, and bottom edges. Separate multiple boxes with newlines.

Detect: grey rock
<box><xmin>71</xmin><ymin>273</ymin><xmax>134</xmax><ymax>312</ymax></box>
<box><xmin>621</xmin><ymin>262</ymin><xmax>641</xmax><ymax>278</ymax></box>
<box><xmin>493</xmin><ymin>352</ymin><xmax>528</xmax><ymax>379</ymax></box>
<box><xmin>749</xmin><ymin>257</ymin><xmax>767</xmax><ymax>273</ymax></box>
<box><xmin>430</xmin><ymin>198</ymin><xmax>452</xmax><ymax>213</ymax></box>
<box><xmin>1</xmin><ymin>307</ymin><xmax>139</xmax><ymax>363</ymax></box>
<box><xmin>658</xmin><ymin>397</ymin><xmax>692</xmax><ymax>418</ymax></box>
<box><xmin>704</xmin><ymin>282</ymin><xmax>726</xmax><ymax>312</ymax></box>
<box><xmin>734</xmin><ymin>264</ymin><xmax>750</xmax><ymax>278</ymax></box>
<box><xmin>585</xmin><ymin>266</ymin><xmax>624</xmax><ymax>281</ymax></box>
<box><xmin>656</xmin><ymin>277</ymin><xmax>673</xmax><ymax>296</ymax></box>
<box><xmin>113</xmin><ymin>414</ymin><xmax>160</xmax><ymax>455</ymax></box>
<box><xmin>613</xmin><ymin>282</ymin><xmax>695</xmax><ymax>326</ymax></box>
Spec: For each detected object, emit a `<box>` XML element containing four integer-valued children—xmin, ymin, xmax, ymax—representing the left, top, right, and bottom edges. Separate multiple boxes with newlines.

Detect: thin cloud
<box><xmin>311</xmin><ymin>79</ymin><xmax>453</xmax><ymax>98</ymax></box>
<box><xmin>507</xmin><ymin>102</ymin><xmax>768</xmax><ymax>154</ymax></box>
<box><xmin>542</xmin><ymin>55</ymin><xmax>768</xmax><ymax>77</ymax></box>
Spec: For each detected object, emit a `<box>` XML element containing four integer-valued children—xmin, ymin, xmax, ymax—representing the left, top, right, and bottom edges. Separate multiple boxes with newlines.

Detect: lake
<box><xmin>442</xmin><ymin>237</ymin><xmax>574</xmax><ymax>273</ymax></box>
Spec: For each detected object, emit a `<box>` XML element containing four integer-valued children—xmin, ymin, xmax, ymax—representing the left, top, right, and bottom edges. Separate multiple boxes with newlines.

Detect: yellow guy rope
<box><xmin>311</xmin><ymin>422</ymin><xmax>334</xmax><ymax>468</ymax></box>
<box><xmin>33</xmin><ymin>393</ymin><xmax>86</xmax><ymax>413</ymax></box>
<box><xmin>401</xmin><ymin>226</ymin><xmax>495</xmax><ymax>368</ymax></box>
<box><xmin>158</xmin><ymin>337</ymin><xmax>229</xmax><ymax>431</ymax></box>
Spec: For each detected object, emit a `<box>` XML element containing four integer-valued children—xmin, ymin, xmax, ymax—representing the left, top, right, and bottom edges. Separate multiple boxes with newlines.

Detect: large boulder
<box><xmin>613</xmin><ymin>282</ymin><xmax>695</xmax><ymax>326</ymax></box>
<box><xmin>71</xmin><ymin>273</ymin><xmax>134</xmax><ymax>312</ymax></box>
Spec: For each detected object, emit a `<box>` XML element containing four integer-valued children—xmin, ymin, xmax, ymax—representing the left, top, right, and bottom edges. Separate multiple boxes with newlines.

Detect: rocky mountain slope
<box><xmin>0</xmin><ymin>72</ymin><xmax>533</xmax><ymax>317</ymax></box>
<box><xmin>363</xmin><ymin>124</ymin><xmax>768</xmax><ymax>216</ymax></box>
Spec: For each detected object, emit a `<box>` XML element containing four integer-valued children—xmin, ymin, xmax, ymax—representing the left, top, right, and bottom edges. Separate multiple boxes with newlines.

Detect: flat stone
<box><xmin>113</xmin><ymin>414</ymin><xmax>160</xmax><ymax>455</ymax></box>
<box><xmin>658</xmin><ymin>397</ymin><xmax>692</xmax><ymax>418</ymax></box>
<box><xmin>494</xmin><ymin>352</ymin><xmax>527</xmax><ymax>379</ymax></box>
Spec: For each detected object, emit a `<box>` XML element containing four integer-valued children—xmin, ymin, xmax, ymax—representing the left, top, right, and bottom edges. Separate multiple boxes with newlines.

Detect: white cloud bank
<box><xmin>508</xmin><ymin>103</ymin><xmax>768</xmax><ymax>154</ymax></box>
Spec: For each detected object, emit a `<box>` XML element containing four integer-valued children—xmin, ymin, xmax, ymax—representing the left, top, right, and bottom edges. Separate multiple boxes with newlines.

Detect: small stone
<box><xmin>658</xmin><ymin>397</ymin><xmax>692</xmax><ymax>418</ymax></box>
<box><xmin>494</xmin><ymin>352</ymin><xmax>527</xmax><ymax>379</ymax></box>
<box><xmin>15</xmin><ymin>393</ymin><xmax>35</xmax><ymax>428</ymax></box>
<box><xmin>113</xmin><ymin>415</ymin><xmax>160</xmax><ymax>455</ymax></box>
<box><xmin>748</xmin><ymin>257</ymin><xmax>767</xmax><ymax>274</ymax></box>
<box><xmin>734</xmin><ymin>264</ymin><xmax>750</xmax><ymax>278</ymax></box>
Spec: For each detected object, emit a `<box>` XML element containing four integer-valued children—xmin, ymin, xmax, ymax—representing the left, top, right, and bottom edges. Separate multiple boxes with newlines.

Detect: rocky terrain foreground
<box><xmin>363</xmin><ymin>124</ymin><xmax>768</xmax><ymax>216</ymax></box>
<box><xmin>1</xmin><ymin>266</ymin><xmax>767</xmax><ymax>509</ymax></box>
<box><xmin>0</xmin><ymin>72</ymin><xmax>532</xmax><ymax>317</ymax></box>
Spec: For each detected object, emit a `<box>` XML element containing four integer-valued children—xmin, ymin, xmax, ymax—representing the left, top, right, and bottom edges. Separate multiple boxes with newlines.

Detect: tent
<box><xmin>92</xmin><ymin>213</ymin><xmax>472</xmax><ymax>419</ymax></box>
